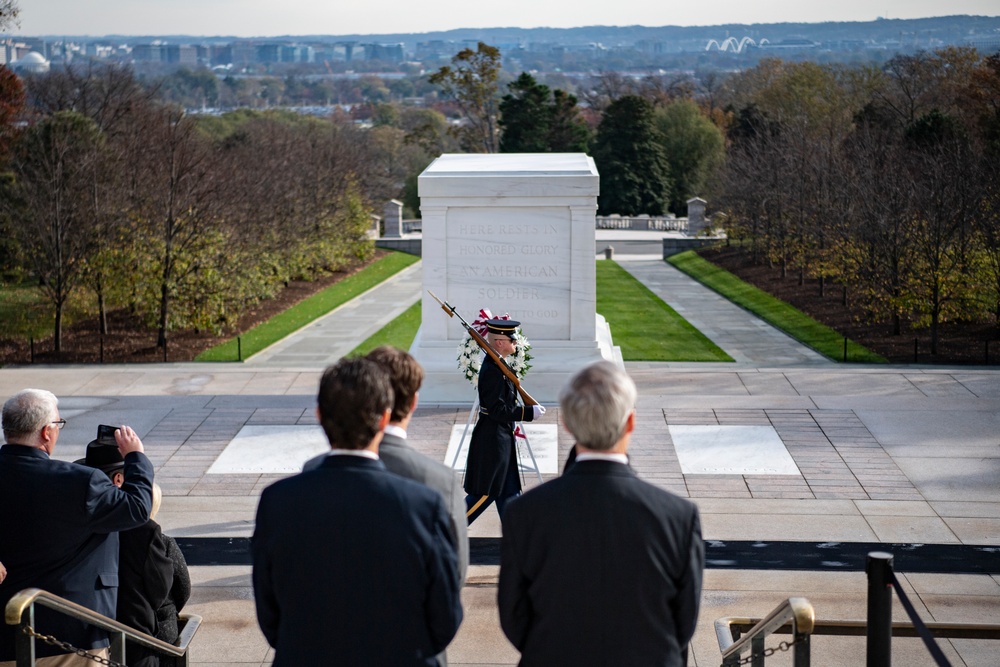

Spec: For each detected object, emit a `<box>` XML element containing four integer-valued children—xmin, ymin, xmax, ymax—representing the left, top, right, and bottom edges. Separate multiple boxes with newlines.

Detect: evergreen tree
<box><xmin>591</xmin><ymin>95</ymin><xmax>671</xmax><ymax>216</ymax></box>
<box><xmin>499</xmin><ymin>73</ymin><xmax>591</xmax><ymax>153</ymax></box>
<box><xmin>654</xmin><ymin>98</ymin><xmax>725</xmax><ymax>214</ymax></box>
<box><xmin>548</xmin><ymin>89</ymin><xmax>591</xmax><ymax>152</ymax></box>
<box><xmin>499</xmin><ymin>73</ymin><xmax>552</xmax><ymax>152</ymax></box>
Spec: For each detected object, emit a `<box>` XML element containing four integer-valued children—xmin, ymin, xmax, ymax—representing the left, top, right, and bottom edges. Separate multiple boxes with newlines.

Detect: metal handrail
<box><xmin>717</xmin><ymin>607</ymin><xmax>1000</xmax><ymax>666</ymax></box>
<box><xmin>717</xmin><ymin>617</ymin><xmax>1000</xmax><ymax>641</ymax></box>
<box><xmin>794</xmin><ymin>618</ymin><xmax>1000</xmax><ymax>639</ymax></box>
<box><xmin>5</xmin><ymin>588</ymin><xmax>201</xmax><ymax>665</ymax></box>
<box><xmin>716</xmin><ymin>596</ymin><xmax>815</xmax><ymax>664</ymax></box>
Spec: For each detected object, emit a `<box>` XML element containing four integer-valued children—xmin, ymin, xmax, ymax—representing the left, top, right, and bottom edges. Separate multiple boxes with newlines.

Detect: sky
<box><xmin>17</xmin><ymin>0</ymin><xmax>1000</xmax><ymax>37</ymax></box>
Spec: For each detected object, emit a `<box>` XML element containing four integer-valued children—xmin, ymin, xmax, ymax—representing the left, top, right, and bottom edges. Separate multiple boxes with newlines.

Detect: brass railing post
<box><xmin>15</xmin><ymin>603</ymin><xmax>33</xmax><ymax>667</ymax></box>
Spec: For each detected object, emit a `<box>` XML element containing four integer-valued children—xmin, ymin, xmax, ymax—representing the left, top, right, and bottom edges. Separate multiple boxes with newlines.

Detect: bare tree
<box><xmin>7</xmin><ymin>111</ymin><xmax>102</xmax><ymax>351</ymax></box>
<box><xmin>0</xmin><ymin>0</ymin><xmax>19</xmax><ymax>32</ymax></box>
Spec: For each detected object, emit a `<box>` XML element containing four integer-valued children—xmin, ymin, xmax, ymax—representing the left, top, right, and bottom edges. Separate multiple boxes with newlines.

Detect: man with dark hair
<box><xmin>252</xmin><ymin>357</ymin><xmax>463</xmax><ymax>666</ymax></box>
<box><xmin>498</xmin><ymin>361</ymin><xmax>704</xmax><ymax>666</ymax></box>
<box><xmin>0</xmin><ymin>389</ymin><xmax>153</xmax><ymax>667</ymax></box>
<box><xmin>304</xmin><ymin>346</ymin><xmax>468</xmax><ymax>586</ymax></box>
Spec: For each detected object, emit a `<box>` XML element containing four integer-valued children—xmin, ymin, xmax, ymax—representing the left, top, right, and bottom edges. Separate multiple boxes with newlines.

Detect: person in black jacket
<box><xmin>116</xmin><ymin>484</ymin><xmax>190</xmax><ymax>667</ymax></box>
<box><xmin>464</xmin><ymin>319</ymin><xmax>545</xmax><ymax>525</ymax></box>
<box><xmin>80</xmin><ymin>449</ymin><xmax>191</xmax><ymax>667</ymax></box>
<box><xmin>498</xmin><ymin>361</ymin><xmax>705</xmax><ymax>666</ymax></box>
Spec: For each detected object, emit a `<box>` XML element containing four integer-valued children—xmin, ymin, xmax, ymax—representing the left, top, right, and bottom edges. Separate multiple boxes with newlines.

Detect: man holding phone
<box><xmin>0</xmin><ymin>389</ymin><xmax>154</xmax><ymax>667</ymax></box>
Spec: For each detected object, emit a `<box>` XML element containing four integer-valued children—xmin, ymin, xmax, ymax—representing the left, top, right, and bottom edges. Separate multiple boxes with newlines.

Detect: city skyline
<box><xmin>18</xmin><ymin>0</ymin><xmax>1000</xmax><ymax>38</ymax></box>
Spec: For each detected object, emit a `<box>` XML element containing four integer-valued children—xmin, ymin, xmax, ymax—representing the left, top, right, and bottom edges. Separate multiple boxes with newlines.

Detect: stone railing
<box><xmin>397</xmin><ymin>216</ymin><xmax>691</xmax><ymax>234</ymax></box>
<box><xmin>595</xmin><ymin>215</ymin><xmax>688</xmax><ymax>232</ymax></box>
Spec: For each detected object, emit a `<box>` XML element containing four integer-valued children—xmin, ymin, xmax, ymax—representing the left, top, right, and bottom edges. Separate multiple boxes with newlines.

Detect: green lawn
<box><xmin>346</xmin><ymin>261</ymin><xmax>733</xmax><ymax>362</ymax></box>
<box><xmin>195</xmin><ymin>252</ymin><xmax>420</xmax><ymax>361</ymax></box>
<box><xmin>667</xmin><ymin>250</ymin><xmax>885</xmax><ymax>363</ymax></box>
<box><xmin>596</xmin><ymin>261</ymin><xmax>732</xmax><ymax>361</ymax></box>
<box><xmin>0</xmin><ymin>284</ymin><xmax>89</xmax><ymax>340</ymax></box>
<box><xmin>348</xmin><ymin>300</ymin><xmax>421</xmax><ymax>357</ymax></box>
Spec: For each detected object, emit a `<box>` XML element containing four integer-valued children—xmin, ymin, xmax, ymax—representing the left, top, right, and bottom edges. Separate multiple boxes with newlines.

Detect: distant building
<box><xmin>966</xmin><ymin>35</ymin><xmax>1000</xmax><ymax>54</ymax></box>
<box><xmin>10</xmin><ymin>51</ymin><xmax>50</xmax><ymax>74</ymax></box>
<box><xmin>759</xmin><ymin>37</ymin><xmax>818</xmax><ymax>50</ymax></box>
<box><xmin>280</xmin><ymin>44</ymin><xmax>314</xmax><ymax>63</ymax></box>
<box><xmin>231</xmin><ymin>42</ymin><xmax>257</xmax><ymax>67</ymax></box>
<box><xmin>364</xmin><ymin>43</ymin><xmax>404</xmax><ymax>62</ymax></box>
<box><xmin>257</xmin><ymin>43</ymin><xmax>282</xmax><ymax>63</ymax></box>
<box><xmin>132</xmin><ymin>44</ymin><xmax>163</xmax><ymax>62</ymax></box>
<box><xmin>165</xmin><ymin>44</ymin><xmax>198</xmax><ymax>66</ymax></box>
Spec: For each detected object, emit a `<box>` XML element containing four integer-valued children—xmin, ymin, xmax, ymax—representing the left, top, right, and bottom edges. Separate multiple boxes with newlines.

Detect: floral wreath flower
<box><xmin>456</xmin><ymin>308</ymin><xmax>532</xmax><ymax>388</ymax></box>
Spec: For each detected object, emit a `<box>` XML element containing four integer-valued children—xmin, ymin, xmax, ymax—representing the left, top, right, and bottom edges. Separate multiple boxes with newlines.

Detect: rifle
<box><xmin>428</xmin><ymin>290</ymin><xmax>538</xmax><ymax>407</ymax></box>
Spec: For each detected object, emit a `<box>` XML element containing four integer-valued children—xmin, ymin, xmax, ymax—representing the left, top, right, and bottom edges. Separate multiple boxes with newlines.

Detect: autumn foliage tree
<box><xmin>714</xmin><ymin>48</ymin><xmax>1000</xmax><ymax>352</ymax></box>
<box><xmin>428</xmin><ymin>42</ymin><xmax>502</xmax><ymax>153</ymax></box>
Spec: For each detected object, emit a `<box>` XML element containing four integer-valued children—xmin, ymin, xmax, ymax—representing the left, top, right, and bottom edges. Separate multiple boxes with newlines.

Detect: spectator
<box><xmin>80</xmin><ymin>437</ymin><xmax>191</xmax><ymax>667</ymax></box>
<box><xmin>0</xmin><ymin>389</ymin><xmax>153</xmax><ymax>666</ymax></box>
<box><xmin>304</xmin><ymin>346</ymin><xmax>468</xmax><ymax>585</ymax></box>
<box><xmin>498</xmin><ymin>362</ymin><xmax>704</xmax><ymax>666</ymax></box>
<box><xmin>252</xmin><ymin>357</ymin><xmax>462</xmax><ymax>665</ymax></box>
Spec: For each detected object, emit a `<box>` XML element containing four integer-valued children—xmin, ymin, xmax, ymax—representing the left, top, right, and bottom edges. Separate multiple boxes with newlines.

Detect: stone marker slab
<box><xmin>445</xmin><ymin>424</ymin><xmax>559</xmax><ymax>475</ymax></box>
<box><xmin>413</xmin><ymin>153</ymin><xmax>617</xmax><ymax>403</ymax></box>
<box><xmin>669</xmin><ymin>424</ymin><xmax>800</xmax><ymax>475</ymax></box>
<box><xmin>208</xmin><ymin>425</ymin><xmax>327</xmax><ymax>474</ymax></box>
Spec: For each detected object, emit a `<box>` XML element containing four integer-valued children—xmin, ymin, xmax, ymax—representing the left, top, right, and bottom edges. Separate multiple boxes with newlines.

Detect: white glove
<box><xmin>532</xmin><ymin>405</ymin><xmax>546</xmax><ymax>420</ymax></box>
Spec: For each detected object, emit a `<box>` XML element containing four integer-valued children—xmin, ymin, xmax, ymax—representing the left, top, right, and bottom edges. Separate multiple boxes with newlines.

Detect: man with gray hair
<box><xmin>498</xmin><ymin>361</ymin><xmax>704</xmax><ymax>666</ymax></box>
<box><xmin>0</xmin><ymin>389</ymin><xmax>154</xmax><ymax>666</ymax></box>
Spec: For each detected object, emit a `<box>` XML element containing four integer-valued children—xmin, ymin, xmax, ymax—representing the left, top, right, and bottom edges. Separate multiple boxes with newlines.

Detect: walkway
<box><xmin>246</xmin><ymin>262</ymin><xmax>422</xmax><ymax>366</ymax></box>
<box><xmin>617</xmin><ymin>258</ymin><xmax>831</xmax><ymax>365</ymax></box>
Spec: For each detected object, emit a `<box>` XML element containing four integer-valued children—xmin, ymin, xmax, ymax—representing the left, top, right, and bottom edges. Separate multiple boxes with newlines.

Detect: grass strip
<box><xmin>348</xmin><ymin>300</ymin><xmax>422</xmax><ymax>357</ymax></box>
<box><xmin>667</xmin><ymin>251</ymin><xmax>886</xmax><ymax>363</ymax></box>
<box><xmin>333</xmin><ymin>260</ymin><xmax>734</xmax><ymax>363</ymax></box>
<box><xmin>0</xmin><ymin>284</ymin><xmax>89</xmax><ymax>340</ymax></box>
<box><xmin>597</xmin><ymin>261</ymin><xmax>733</xmax><ymax>361</ymax></box>
<box><xmin>195</xmin><ymin>251</ymin><xmax>419</xmax><ymax>361</ymax></box>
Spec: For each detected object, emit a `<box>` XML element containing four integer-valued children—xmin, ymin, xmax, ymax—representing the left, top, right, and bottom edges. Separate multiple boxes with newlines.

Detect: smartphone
<box><xmin>97</xmin><ymin>424</ymin><xmax>118</xmax><ymax>445</ymax></box>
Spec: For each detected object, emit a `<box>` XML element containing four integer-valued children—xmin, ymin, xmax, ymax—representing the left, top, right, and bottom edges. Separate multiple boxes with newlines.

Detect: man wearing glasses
<box><xmin>0</xmin><ymin>389</ymin><xmax>154</xmax><ymax>667</ymax></box>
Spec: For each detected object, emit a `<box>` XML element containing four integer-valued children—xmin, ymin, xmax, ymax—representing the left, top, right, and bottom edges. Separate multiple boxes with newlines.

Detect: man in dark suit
<box><xmin>498</xmin><ymin>361</ymin><xmax>704</xmax><ymax>667</ymax></box>
<box><xmin>0</xmin><ymin>388</ymin><xmax>154</xmax><ymax>666</ymax></box>
<box><xmin>252</xmin><ymin>357</ymin><xmax>463</xmax><ymax>666</ymax></box>
<box><xmin>304</xmin><ymin>346</ymin><xmax>468</xmax><ymax>584</ymax></box>
<box><xmin>465</xmin><ymin>319</ymin><xmax>544</xmax><ymax>525</ymax></box>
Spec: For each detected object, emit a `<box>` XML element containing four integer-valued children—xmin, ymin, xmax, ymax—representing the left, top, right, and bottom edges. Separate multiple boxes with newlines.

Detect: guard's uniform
<box><xmin>464</xmin><ymin>320</ymin><xmax>535</xmax><ymax>525</ymax></box>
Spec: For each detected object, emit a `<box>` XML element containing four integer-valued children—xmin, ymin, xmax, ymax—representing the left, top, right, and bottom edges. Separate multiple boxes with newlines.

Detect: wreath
<box><xmin>456</xmin><ymin>309</ymin><xmax>532</xmax><ymax>388</ymax></box>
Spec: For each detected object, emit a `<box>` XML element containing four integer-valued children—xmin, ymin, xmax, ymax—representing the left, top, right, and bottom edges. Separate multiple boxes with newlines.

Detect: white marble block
<box><xmin>412</xmin><ymin>153</ymin><xmax>620</xmax><ymax>404</ymax></box>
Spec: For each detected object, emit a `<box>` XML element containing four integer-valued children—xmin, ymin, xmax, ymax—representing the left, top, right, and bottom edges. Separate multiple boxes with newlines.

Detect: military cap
<box><xmin>486</xmin><ymin>318</ymin><xmax>520</xmax><ymax>337</ymax></box>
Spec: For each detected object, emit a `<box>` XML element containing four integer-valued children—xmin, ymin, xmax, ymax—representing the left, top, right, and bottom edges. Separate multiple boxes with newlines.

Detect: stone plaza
<box><xmin>3</xmin><ymin>252</ymin><xmax>999</xmax><ymax>665</ymax></box>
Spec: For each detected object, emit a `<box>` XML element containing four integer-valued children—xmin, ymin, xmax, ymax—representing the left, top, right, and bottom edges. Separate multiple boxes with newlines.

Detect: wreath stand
<box><xmin>451</xmin><ymin>398</ymin><xmax>543</xmax><ymax>484</ymax></box>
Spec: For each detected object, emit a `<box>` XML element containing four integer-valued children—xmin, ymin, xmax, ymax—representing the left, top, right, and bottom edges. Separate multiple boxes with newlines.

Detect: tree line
<box><xmin>713</xmin><ymin>49</ymin><xmax>1000</xmax><ymax>353</ymax></box>
<box><xmin>4</xmin><ymin>42</ymin><xmax>998</xmax><ymax>355</ymax></box>
<box><xmin>0</xmin><ymin>64</ymin><xmax>406</xmax><ymax>352</ymax></box>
